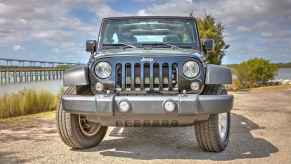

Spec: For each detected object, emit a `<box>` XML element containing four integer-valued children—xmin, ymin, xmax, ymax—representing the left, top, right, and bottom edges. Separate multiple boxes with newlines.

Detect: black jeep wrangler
<box><xmin>57</xmin><ymin>16</ymin><xmax>233</xmax><ymax>152</ymax></box>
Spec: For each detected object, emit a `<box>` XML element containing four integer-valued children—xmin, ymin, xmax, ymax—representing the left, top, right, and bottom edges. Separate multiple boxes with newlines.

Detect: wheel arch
<box><xmin>63</xmin><ymin>65</ymin><xmax>89</xmax><ymax>86</ymax></box>
<box><xmin>205</xmin><ymin>64</ymin><xmax>232</xmax><ymax>85</ymax></box>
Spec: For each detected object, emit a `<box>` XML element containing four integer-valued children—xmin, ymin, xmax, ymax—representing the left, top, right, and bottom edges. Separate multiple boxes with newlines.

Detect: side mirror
<box><xmin>86</xmin><ymin>40</ymin><xmax>97</xmax><ymax>53</ymax></box>
<box><xmin>203</xmin><ymin>39</ymin><xmax>215</xmax><ymax>52</ymax></box>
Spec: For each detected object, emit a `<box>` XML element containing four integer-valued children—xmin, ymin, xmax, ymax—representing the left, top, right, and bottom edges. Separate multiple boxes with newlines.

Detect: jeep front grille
<box><xmin>115</xmin><ymin>62</ymin><xmax>178</xmax><ymax>92</ymax></box>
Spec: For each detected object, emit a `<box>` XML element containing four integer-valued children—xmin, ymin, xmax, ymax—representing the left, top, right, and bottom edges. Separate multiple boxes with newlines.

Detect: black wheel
<box><xmin>56</xmin><ymin>87</ymin><xmax>108</xmax><ymax>149</ymax></box>
<box><xmin>195</xmin><ymin>85</ymin><xmax>231</xmax><ymax>152</ymax></box>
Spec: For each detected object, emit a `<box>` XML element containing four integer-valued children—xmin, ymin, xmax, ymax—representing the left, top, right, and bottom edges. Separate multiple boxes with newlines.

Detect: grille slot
<box><xmin>115</xmin><ymin>62</ymin><xmax>178</xmax><ymax>92</ymax></box>
<box><xmin>144</xmin><ymin>63</ymin><xmax>150</xmax><ymax>89</ymax></box>
<box><xmin>115</xmin><ymin>64</ymin><xmax>122</xmax><ymax>89</ymax></box>
<box><xmin>134</xmin><ymin>63</ymin><xmax>141</xmax><ymax>89</ymax></box>
<box><xmin>162</xmin><ymin>63</ymin><xmax>169</xmax><ymax>89</ymax></box>
<box><xmin>153</xmin><ymin>63</ymin><xmax>160</xmax><ymax>89</ymax></box>
<box><xmin>125</xmin><ymin>63</ymin><xmax>131</xmax><ymax>89</ymax></box>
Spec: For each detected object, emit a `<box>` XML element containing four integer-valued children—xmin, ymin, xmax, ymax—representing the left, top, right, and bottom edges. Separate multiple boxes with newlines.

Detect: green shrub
<box><xmin>197</xmin><ymin>15</ymin><xmax>226</xmax><ymax>64</ymax></box>
<box><xmin>234</xmin><ymin>58</ymin><xmax>278</xmax><ymax>88</ymax></box>
<box><xmin>0</xmin><ymin>89</ymin><xmax>58</xmax><ymax>119</ymax></box>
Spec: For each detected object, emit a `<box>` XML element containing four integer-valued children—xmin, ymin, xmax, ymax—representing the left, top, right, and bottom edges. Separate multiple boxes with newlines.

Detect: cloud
<box><xmin>188</xmin><ymin>0</ymin><xmax>291</xmax><ymax>63</ymax></box>
<box><xmin>0</xmin><ymin>0</ymin><xmax>127</xmax><ymax>43</ymax></box>
<box><xmin>237</xmin><ymin>26</ymin><xmax>252</xmax><ymax>32</ymax></box>
<box><xmin>13</xmin><ymin>45</ymin><xmax>23</xmax><ymax>51</ymax></box>
<box><xmin>0</xmin><ymin>0</ymin><xmax>123</xmax><ymax>61</ymax></box>
<box><xmin>0</xmin><ymin>3</ymin><xmax>12</xmax><ymax>14</ymax></box>
<box><xmin>137</xmin><ymin>0</ymin><xmax>193</xmax><ymax>16</ymax></box>
<box><xmin>261</xmin><ymin>32</ymin><xmax>273</xmax><ymax>38</ymax></box>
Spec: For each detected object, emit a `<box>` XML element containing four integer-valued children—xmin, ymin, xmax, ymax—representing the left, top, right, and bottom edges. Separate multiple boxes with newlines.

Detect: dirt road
<box><xmin>1</xmin><ymin>85</ymin><xmax>291</xmax><ymax>164</ymax></box>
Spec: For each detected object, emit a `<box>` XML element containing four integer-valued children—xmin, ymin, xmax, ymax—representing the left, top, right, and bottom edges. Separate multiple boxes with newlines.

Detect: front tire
<box><xmin>195</xmin><ymin>85</ymin><xmax>231</xmax><ymax>152</ymax></box>
<box><xmin>56</xmin><ymin>87</ymin><xmax>108</xmax><ymax>149</ymax></box>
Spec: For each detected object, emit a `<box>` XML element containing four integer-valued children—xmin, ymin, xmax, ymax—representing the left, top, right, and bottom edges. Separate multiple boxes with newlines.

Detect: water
<box><xmin>275</xmin><ymin>68</ymin><xmax>291</xmax><ymax>80</ymax></box>
<box><xmin>0</xmin><ymin>80</ymin><xmax>63</xmax><ymax>96</ymax></box>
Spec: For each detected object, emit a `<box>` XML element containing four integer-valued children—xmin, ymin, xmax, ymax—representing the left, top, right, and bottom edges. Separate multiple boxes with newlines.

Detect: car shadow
<box><xmin>77</xmin><ymin>113</ymin><xmax>279</xmax><ymax>161</ymax></box>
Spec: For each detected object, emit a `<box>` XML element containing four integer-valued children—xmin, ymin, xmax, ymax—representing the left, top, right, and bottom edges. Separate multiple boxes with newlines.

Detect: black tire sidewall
<box><xmin>200</xmin><ymin>85</ymin><xmax>231</xmax><ymax>151</ymax></box>
<box><xmin>56</xmin><ymin>87</ymin><xmax>107</xmax><ymax>149</ymax></box>
<box><xmin>70</xmin><ymin>113</ymin><xmax>107</xmax><ymax>147</ymax></box>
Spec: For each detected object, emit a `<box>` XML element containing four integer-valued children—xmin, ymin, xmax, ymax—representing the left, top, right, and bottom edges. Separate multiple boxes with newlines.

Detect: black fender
<box><xmin>205</xmin><ymin>64</ymin><xmax>232</xmax><ymax>84</ymax></box>
<box><xmin>63</xmin><ymin>65</ymin><xmax>89</xmax><ymax>86</ymax></box>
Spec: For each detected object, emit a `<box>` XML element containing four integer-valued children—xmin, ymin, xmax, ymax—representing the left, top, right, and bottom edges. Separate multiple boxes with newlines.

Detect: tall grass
<box><xmin>0</xmin><ymin>89</ymin><xmax>58</xmax><ymax>119</ymax></box>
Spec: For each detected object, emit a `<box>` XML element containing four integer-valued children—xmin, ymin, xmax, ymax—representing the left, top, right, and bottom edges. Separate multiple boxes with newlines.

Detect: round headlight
<box><xmin>183</xmin><ymin>61</ymin><xmax>199</xmax><ymax>78</ymax></box>
<box><xmin>95</xmin><ymin>62</ymin><xmax>112</xmax><ymax>79</ymax></box>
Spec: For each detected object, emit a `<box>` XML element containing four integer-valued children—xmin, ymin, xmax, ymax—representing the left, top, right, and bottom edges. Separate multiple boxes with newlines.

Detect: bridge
<box><xmin>0</xmin><ymin>58</ymin><xmax>79</xmax><ymax>85</ymax></box>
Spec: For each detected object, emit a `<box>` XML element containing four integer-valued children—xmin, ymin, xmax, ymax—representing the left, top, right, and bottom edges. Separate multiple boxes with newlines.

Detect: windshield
<box><xmin>100</xmin><ymin>18</ymin><xmax>199</xmax><ymax>50</ymax></box>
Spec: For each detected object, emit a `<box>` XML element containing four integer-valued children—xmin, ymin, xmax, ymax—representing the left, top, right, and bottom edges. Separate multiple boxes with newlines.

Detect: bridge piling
<box><xmin>0</xmin><ymin>58</ymin><xmax>78</xmax><ymax>86</ymax></box>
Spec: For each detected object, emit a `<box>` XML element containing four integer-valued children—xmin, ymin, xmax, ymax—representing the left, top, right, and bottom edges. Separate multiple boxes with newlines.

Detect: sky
<box><xmin>0</xmin><ymin>0</ymin><xmax>291</xmax><ymax>64</ymax></box>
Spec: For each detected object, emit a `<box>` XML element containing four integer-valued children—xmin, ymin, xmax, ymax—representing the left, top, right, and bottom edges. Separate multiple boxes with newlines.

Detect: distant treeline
<box><xmin>274</xmin><ymin>63</ymin><xmax>291</xmax><ymax>68</ymax></box>
<box><xmin>227</xmin><ymin>62</ymin><xmax>291</xmax><ymax>68</ymax></box>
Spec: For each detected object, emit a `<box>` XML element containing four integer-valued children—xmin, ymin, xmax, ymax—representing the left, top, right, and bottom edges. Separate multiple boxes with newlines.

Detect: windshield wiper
<box><xmin>119</xmin><ymin>42</ymin><xmax>137</xmax><ymax>48</ymax></box>
<box><xmin>163</xmin><ymin>42</ymin><xmax>180</xmax><ymax>49</ymax></box>
<box><xmin>147</xmin><ymin>42</ymin><xmax>181</xmax><ymax>49</ymax></box>
<box><xmin>103</xmin><ymin>42</ymin><xmax>137</xmax><ymax>49</ymax></box>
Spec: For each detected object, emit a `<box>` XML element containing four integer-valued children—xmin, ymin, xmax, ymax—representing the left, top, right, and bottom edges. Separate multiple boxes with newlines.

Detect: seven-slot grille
<box><xmin>115</xmin><ymin>62</ymin><xmax>178</xmax><ymax>92</ymax></box>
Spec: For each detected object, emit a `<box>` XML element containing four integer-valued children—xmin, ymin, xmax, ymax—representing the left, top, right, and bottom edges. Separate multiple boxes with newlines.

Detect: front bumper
<box><xmin>61</xmin><ymin>94</ymin><xmax>233</xmax><ymax>116</ymax></box>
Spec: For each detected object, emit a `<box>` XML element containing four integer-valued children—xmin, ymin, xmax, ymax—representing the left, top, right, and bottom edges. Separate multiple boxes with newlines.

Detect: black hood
<box><xmin>95</xmin><ymin>48</ymin><xmax>202</xmax><ymax>59</ymax></box>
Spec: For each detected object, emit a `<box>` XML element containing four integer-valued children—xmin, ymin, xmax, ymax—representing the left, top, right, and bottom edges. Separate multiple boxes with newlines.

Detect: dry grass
<box><xmin>0</xmin><ymin>89</ymin><xmax>58</xmax><ymax>119</ymax></box>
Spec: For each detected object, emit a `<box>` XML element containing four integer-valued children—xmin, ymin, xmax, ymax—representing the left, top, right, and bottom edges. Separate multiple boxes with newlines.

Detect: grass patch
<box><xmin>0</xmin><ymin>89</ymin><xmax>58</xmax><ymax>119</ymax></box>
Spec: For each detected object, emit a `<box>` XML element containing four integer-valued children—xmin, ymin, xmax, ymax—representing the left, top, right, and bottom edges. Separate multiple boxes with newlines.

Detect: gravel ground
<box><xmin>0</xmin><ymin>85</ymin><xmax>291</xmax><ymax>164</ymax></box>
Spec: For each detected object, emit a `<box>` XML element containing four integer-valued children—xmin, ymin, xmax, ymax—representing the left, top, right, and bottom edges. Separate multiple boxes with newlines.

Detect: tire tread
<box><xmin>56</xmin><ymin>87</ymin><xmax>107</xmax><ymax>149</ymax></box>
<box><xmin>195</xmin><ymin>85</ymin><xmax>230</xmax><ymax>152</ymax></box>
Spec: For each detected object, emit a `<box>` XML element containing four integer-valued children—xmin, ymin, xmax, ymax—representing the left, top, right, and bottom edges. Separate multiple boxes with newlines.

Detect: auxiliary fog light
<box><xmin>164</xmin><ymin>101</ymin><xmax>176</xmax><ymax>112</ymax></box>
<box><xmin>96</xmin><ymin>82</ymin><xmax>104</xmax><ymax>92</ymax></box>
<box><xmin>190</xmin><ymin>81</ymin><xmax>200</xmax><ymax>91</ymax></box>
<box><xmin>119</xmin><ymin>101</ymin><xmax>130</xmax><ymax>112</ymax></box>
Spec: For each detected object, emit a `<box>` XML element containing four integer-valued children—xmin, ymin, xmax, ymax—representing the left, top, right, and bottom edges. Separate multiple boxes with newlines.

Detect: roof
<box><xmin>102</xmin><ymin>16</ymin><xmax>195</xmax><ymax>20</ymax></box>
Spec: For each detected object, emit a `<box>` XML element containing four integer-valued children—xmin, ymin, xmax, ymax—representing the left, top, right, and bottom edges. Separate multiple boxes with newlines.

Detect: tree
<box><xmin>197</xmin><ymin>15</ymin><xmax>226</xmax><ymax>64</ymax></box>
<box><xmin>234</xmin><ymin>58</ymin><xmax>278</xmax><ymax>88</ymax></box>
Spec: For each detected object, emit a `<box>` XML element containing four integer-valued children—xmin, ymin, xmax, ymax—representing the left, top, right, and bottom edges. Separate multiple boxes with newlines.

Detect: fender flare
<box><xmin>63</xmin><ymin>65</ymin><xmax>89</xmax><ymax>86</ymax></box>
<box><xmin>205</xmin><ymin>64</ymin><xmax>232</xmax><ymax>85</ymax></box>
